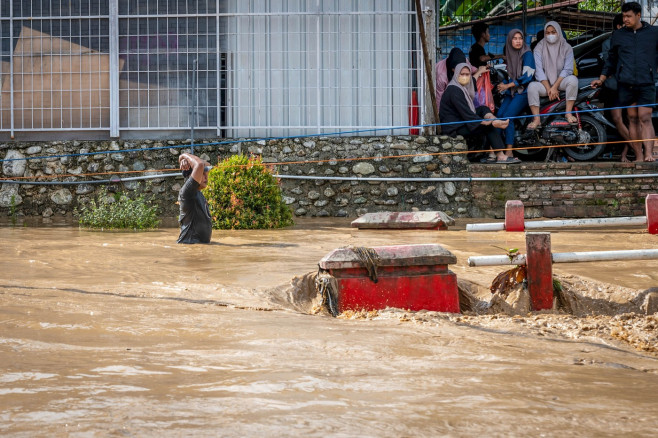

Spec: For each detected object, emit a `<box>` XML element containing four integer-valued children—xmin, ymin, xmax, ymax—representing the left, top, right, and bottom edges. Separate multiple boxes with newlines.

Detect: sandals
<box><xmin>496</xmin><ymin>157</ymin><xmax>522</xmax><ymax>164</ymax></box>
<box><xmin>480</xmin><ymin>156</ymin><xmax>497</xmax><ymax>163</ymax></box>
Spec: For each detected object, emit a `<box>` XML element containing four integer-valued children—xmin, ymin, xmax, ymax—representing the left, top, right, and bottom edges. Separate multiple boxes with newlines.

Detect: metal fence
<box><xmin>0</xmin><ymin>0</ymin><xmax>422</xmax><ymax>140</ymax></box>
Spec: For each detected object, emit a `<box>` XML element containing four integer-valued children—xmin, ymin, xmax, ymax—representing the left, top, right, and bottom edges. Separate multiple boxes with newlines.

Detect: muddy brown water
<box><xmin>1</xmin><ymin>218</ymin><xmax>657</xmax><ymax>436</ymax></box>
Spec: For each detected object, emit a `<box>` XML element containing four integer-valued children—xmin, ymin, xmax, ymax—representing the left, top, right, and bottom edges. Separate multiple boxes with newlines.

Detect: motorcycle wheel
<box><xmin>511</xmin><ymin>119</ymin><xmax>548</xmax><ymax>160</ymax></box>
<box><xmin>563</xmin><ymin>115</ymin><xmax>607</xmax><ymax>161</ymax></box>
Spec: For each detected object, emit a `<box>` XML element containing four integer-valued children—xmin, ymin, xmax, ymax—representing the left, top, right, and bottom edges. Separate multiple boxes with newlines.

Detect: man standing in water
<box><xmin>177</xmin><ymin>153</ymin><xmax>212</xmax><ymax>244</ymax></box>
<box><xmin>592</xmin><ymin>1</ymin><xmax>658</xmax><ymax>162</ymax></box>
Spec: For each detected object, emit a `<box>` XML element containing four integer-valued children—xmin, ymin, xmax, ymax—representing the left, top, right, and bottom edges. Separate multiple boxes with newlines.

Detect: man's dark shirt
<box><xmin>177</xmin><ymin>177</ymin><xmax>212</xmax><ymax>244</ymax></box>
<box><xmin>469</xmin><ymin>43</ymin><xmax>487</xmax><ymax>68</ymax></box>
<box><xmin>602</xmin><ymin>21</ymin><xmax>658</xmax><ymax>85</ymax></box>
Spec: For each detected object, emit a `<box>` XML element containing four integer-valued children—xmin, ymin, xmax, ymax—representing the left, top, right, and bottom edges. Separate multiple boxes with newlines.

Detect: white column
<box><xmin>109</xmin><ymin>0</ymin><xmax>120</xmax><ymax>138</ymax></box>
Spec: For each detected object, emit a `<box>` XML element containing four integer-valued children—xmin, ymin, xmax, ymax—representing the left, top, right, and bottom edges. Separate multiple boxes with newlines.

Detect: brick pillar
<box><xmin>646</xmin><ymin>194</ymin><xmax>658</xmax><ymax>235</ymax></box>
<box><xmin>525</xmin><ymin>232</ymin><xmax>553</xmax><ymax>310</ymax></box>
<box><xmin>505</xmin><ymin>200</ymin><xmax>525</xmax><ymax>232</ymax></box>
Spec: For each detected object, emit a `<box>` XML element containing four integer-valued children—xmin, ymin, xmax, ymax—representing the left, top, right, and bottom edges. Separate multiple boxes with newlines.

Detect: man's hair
<box><xmin>621</xmin><ymin>2</ymin><xmax>642</xmax><ymax>14</ymax></box>
<box><xmin>530</xmin><ymin>29</ymin><xmax>544</xmax><ymax>51</ymax></box>
<box><xmin>613</xmin><ymin>13</ymin><xmax>623</xmax><ymax>28</ymax></box>
<box><xmin>471</xmin><ymin>22</ymin><xmax>489</xmax><ymax>40</ymax></box>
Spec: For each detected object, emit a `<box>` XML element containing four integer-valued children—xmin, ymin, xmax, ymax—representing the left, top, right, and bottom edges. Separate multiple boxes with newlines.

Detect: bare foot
<box><xmin>620</xmin><ymin>155</ymin><xmax>630</xmax><ymax>162</ymax></box>
<box><xmin>644</xmin><ymin>154</ymin><xmax>655</xmax><ymax>162</ymax></box>
<box><xmin>492</xmin><ymin>119</ymin><xmax>509</xmax><ymax>129</ymax></box>
<box><xmin>527</xmin><ymin>119</ymin><xmax>541</xmax><ymax>130</ymax></box>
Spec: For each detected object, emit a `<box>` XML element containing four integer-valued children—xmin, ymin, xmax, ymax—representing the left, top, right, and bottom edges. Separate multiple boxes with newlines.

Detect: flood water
<box><xmin>1</xmin><ymin>218</ymin><xmax>657</xmax><ymax>436</ymax></box>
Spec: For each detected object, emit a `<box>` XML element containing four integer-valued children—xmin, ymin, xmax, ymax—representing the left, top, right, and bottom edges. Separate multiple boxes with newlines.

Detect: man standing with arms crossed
<box><xmin>592</xmin><ymin>2</ymin><xmax>658</xmax><ymax>162</ymax></box>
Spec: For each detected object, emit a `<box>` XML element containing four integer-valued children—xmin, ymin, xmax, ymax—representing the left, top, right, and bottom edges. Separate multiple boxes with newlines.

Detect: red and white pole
<box><xmin>468</xmin><ymin>195</ymin><xmax>658</xmax><ymax>233</ymax></box>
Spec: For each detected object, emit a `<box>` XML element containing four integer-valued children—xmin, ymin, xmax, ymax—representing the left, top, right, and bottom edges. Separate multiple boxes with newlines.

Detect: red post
<box><xmin>505</xmin><ymin>200</ymin><xmax>525</xmax><ymax>232</ymax></box>
<box><xmin>525</xmin><ymin>232</ymin><xmax>553</xmax><ymax>310</ymax></box>
<box><xmin>646</xmin><ymin>194</ymin><xmax>658</xmax><ymax>235</ymax></box>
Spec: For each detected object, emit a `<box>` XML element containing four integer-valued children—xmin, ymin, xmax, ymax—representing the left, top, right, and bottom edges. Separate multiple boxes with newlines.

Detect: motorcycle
<box><xmin>489</xmin><ymin>67</ymin><xmax>615</xmax><ymax>161</ymax></box>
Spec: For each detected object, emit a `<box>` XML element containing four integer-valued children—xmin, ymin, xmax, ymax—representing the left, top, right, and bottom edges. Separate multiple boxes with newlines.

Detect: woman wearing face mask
<box><xmin>527</xmin><ymin>21</ymin><xmax>578</xmax><ymax>129</ymax></box>
<box><xmin>435</xmin><ymin>48</ymin><xmax>486</xmax><ymax>109</ymax></box>
<box><xmin>494</xmin><ymin>29</ymin><xmax>535</xmax><ymax>163</ymax></box>
<box><xmin>440</xmin><ymin>63</ymin><xmax>512</xmax><ymax>163</ymax></box>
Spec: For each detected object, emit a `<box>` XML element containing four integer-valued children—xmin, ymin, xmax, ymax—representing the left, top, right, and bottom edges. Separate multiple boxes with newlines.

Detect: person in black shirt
<box><xmin>530</xmin><ymin>30</ymin><xmax>544</xmax><ymax>51</ymax></box>
<box><xmin>600</xmin><ymin>13</ymin><xmax>632</xmax><ymax>162</ymax></box>
<box><xmin>592</xmin><ymin>1</ymin><xmax>658</xmax><ymax>162</ymax></box>
<box><xmin>469</xmin><ymin>22</ymin><xmax>504</xmax><ymax>68</ymax></box>
<box><xmin>177</xmin><ymin>153</ymin><xmax>213</xmax><ymax>244</ymax></box>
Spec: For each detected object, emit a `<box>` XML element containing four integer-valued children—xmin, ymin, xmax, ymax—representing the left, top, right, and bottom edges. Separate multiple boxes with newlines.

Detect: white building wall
<box><xmin>225</xmin><ymin>0</ymin><xmax>416</xmax><ymax>137</ymax></box>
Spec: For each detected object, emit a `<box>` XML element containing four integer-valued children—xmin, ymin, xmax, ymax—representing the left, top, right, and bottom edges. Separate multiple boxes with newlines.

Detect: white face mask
<box><xmin>457</xmin><ymin>76</ymin><xmax>471</xmax><ymax>86</ymax></box>
<box><xmin>546</xmin><ymin>34</ymin><xmax>558</xmax><ymax>44</ymax></box>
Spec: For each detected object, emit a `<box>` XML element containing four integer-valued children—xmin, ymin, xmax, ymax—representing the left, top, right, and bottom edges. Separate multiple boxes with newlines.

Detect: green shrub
<box><xmin>204</xmin><ymin>154</ymin><xmax>294</xmax><ymax>229</ymax></box>
<box><xmin>76</xmin><ymin>186</ymin><xmax>160</xmax><ymax>230</ymax></box>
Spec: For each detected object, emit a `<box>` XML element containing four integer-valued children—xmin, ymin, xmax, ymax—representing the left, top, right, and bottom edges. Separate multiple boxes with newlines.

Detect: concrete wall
<box><xmin>1</xmin><ymin>137</ymin><xmax>657</xmax><ymax>221</ymax></box>
<box><xmin>470</xmin><ymin>162</ymin><xmax>658</xmax><ymax>218</ymax></box>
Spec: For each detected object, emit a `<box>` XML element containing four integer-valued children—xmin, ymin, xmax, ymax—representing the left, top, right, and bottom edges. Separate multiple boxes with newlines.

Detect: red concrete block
<box><xmin>525</xmin><ymin>232</ymin><xmax>553</xmax><ymax>310</ymax></box>
<box><xmin>646</xmin><ymin>194</ymin><xmax>658</xmax><ymax>235</ymax></box>
<box><xmin>319</xmin><ymin>244</ymin><xmax>460</xmax><ymax>313</ymax></box>
<box><xmin>505</xmin><ymin>200</ymin><xmax>525</xmax><ymax>232</ymax></box>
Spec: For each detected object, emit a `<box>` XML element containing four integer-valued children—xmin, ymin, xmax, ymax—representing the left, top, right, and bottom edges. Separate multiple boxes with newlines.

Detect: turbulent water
<box><xmin>1</xmin><ymin>218</ymin><xmax>657</xmax><ymax>436</ymax></box>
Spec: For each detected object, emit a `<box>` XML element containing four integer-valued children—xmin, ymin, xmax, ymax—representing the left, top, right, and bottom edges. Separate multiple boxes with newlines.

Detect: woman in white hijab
<box><xmin>526</xmin><ymin>21</ymin><xmax>578</xmax><ymax>129</ymax></box>
<box><xmin>439</xmin><ymin>63</ymin><xmax>514</xmax><ymax>163</ymax></box>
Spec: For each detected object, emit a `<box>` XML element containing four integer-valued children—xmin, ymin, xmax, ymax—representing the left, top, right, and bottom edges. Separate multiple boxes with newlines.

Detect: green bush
<box><xmin>204</xmin><ymin>154</ymin><xmax>294</xmax><ymax>229</ymax></box>
<box><xmin>76</xmin><ymin>186</ymin><xmax>160</xmax><ymax>230</ymax></box>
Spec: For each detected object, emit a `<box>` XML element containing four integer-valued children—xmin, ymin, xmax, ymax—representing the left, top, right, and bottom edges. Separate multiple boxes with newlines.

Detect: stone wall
<box><xmin>0</xmin><ymin>136</ymin><xmax>473</xmax><ymax>220</ymax></box>
<box><xmin>1</xmin><ymin>137</ymin><xmax>657</xmax><ymax>220</ymax></box>
<box><xmin>271</xmin><ymin>136</ymin><xmax>472</xmax><ymax>218</ymax></box>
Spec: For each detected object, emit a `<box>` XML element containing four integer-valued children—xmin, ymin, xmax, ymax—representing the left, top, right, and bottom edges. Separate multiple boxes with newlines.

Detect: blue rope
<box><xmin>1</xmin><ymin>102</ymin><xmax>657</xmax><ymax>164</ymax></box>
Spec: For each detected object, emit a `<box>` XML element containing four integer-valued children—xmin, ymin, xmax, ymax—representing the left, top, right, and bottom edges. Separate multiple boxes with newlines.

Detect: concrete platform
<box><xmin>351</xmin><ymin>211</ymin><xmax>455</xmax><ymax>230</ymax></box>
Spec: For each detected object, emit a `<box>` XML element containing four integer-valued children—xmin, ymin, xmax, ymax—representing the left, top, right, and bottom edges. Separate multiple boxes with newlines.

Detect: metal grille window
<box><xmin>1</xmin><ymin>1</ymin><xmax>111</xmax><ymax>132</ymax></box>
<box><xmin>118</xmin><ymin>0</ymin><xmax>218</xmax><ymax>131</ymax></box>
<box><xmin>0</xmin><ymin>0</ymin><xmax>421</xmax><ymax>139</ymax></box>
